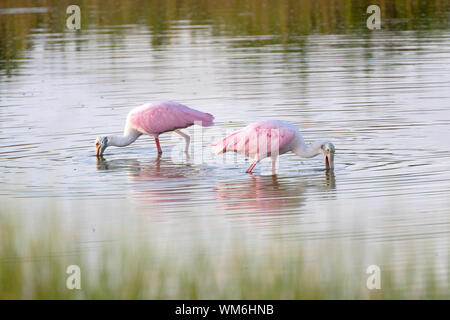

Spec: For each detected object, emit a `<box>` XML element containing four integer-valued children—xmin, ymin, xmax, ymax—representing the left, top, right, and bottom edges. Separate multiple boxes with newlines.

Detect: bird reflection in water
<box><xmin>96</xmin><ymin>155</ymin><xmax>197</xmax><ymax>206</ymax></box>
<box><xmin>95</xmin><ymin>156</ymin><xmax>336</xmax><ymax>215</ymax></box>
<box><xmin>96</xmin><ymin>154</ymin><xmax>191</xmax><ymax>177</ymax></box>
<box><xmin>214</xmin><ymin>172</ymin><xmax>336</xmax><ymax>215</ymax></box>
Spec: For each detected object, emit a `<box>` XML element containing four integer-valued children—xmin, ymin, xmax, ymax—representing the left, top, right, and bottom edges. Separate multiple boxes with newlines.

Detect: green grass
<box><xmin>0</xmin><ymin>211</ymin><xmax>448</xmax><ymax>299</ymax></box>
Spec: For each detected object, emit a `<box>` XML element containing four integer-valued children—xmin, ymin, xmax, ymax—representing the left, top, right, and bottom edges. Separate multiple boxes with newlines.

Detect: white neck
<box><xmin>107</xmin><ymin>129</ymin><xmax>141</xmax><ymax>147</ymax></box>
<box><xmin>293</xmin><ymin>139</ymin><xmax>325</xmax><ymax>158</ymax></box>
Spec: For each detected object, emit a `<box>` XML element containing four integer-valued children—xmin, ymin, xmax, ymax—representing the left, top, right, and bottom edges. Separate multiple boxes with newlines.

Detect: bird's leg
<box><xmin>154</xmin><ymin>137</ymin><xmax>163</xmax><ymax>154</ymax></box>
<box><xmin>246</xmin><ymin>160</ymin><xmax>258</xmax><ymax>174</ymax></box>
<box><xmin>175</xmin><ymin>130</ymin><xmax>190</xmax><ymax>153</ymax></box>
<box><xmin>271</xmin><ymin>155</ymin><xmax>278</xmax><ymax>174</ymax></box>
<box><xmin>155</xmin><ymin>153</ymin><xmax>161</xmax><ymax>170</ymax></box>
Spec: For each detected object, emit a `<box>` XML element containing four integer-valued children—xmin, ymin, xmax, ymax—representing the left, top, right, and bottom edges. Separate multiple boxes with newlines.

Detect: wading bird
<box><xmin>211</xmin><ymin>120</ymin><xmax>335</xmax><ymax>173</ymax></box>
<box><xmin>95</xmin><ymin>101</ymin><xmax>214</xmax><ymax>157</ymax></box>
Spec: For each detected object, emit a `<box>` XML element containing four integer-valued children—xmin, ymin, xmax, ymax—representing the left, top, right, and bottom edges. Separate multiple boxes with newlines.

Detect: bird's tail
<box><xmin>199</xmin><ymin>113</ymin><xmax>214</xmax><ymax>127</ymax></box>
<box><xmin>211</xmin><ymin>130</ymin><xmax>243</xmax><ymax>155</ymax></box>
<box><xmin>211</xmin><ymin>140</ymin><xmax>225</xmax><ymax>155</ymax></box>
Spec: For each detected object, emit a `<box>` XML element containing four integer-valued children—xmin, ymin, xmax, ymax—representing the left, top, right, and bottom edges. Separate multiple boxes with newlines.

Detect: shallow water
<box><xmin>1</xmin><ymin>1</ymin><xmax>450</xmax><ymax>287</ymax></box>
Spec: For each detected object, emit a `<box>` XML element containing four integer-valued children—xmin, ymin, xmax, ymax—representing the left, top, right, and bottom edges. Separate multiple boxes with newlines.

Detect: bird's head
<box><xmin>320</xmin><ymin>142</ymin><xmax>335</xmax><ymax>170</ymax></box>
<box><xmin>95</xmin><ymin>136</ymin><xmax>108</xmax><ymax>157</ymax></box>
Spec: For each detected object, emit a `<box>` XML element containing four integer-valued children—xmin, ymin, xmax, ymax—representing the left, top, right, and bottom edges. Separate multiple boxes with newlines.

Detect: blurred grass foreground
<box><xmin>0</xmin><ymin>210</ymin><xmax>448</xmax><ymax>299</ymax></box>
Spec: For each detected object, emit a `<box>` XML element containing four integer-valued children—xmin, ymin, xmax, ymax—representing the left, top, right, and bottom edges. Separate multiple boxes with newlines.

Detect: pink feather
<box><xmin>212</xmin><ymin>120</ymin><xmax>298</xmax><ymax>160</ymax></box>
<box><xmin>128</xmin><ymin>101</ymin><xmax>214</xmax><ymax>137</ymax></box>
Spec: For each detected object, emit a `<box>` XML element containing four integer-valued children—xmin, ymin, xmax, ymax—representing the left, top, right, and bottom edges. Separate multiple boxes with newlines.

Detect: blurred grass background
<box><xmin>1</xmin><ymin>0</ymin><xmax>450</xmax><ymax>75</ymax></box>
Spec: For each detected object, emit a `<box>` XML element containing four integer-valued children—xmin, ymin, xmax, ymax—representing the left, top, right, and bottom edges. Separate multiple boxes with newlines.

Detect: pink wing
<box><xmin>212</xmin><ymin>120</ymin><xmax>297</xmax><ymax>159</ymax></box>
<box><xmin>128</xmin><ymin>101</ymin><xmax>214</xmax><ymax>136</ymax></box>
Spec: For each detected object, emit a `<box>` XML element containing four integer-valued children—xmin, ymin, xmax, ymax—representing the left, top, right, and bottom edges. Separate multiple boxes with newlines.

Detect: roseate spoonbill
<box><xmin>95</xmin><ymin>101</ymin><xmax>214</xmax><ymax>157</ymax></box>
<box><xmin>211</xmin><ymin>120</ymin><xmax>335</xmax><ymax>173</ymax></box>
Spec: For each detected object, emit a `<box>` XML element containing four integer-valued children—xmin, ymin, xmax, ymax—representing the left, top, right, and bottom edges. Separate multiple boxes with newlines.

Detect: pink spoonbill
<box><xmin>95</xmin><ymin>101</ymin><xmax>214</xmax><ymax>157</ymax></box>
<box><xmin>212</xmin><ymin>120</ymin><xmax>335</xmax><ymax>173</ymax></box>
